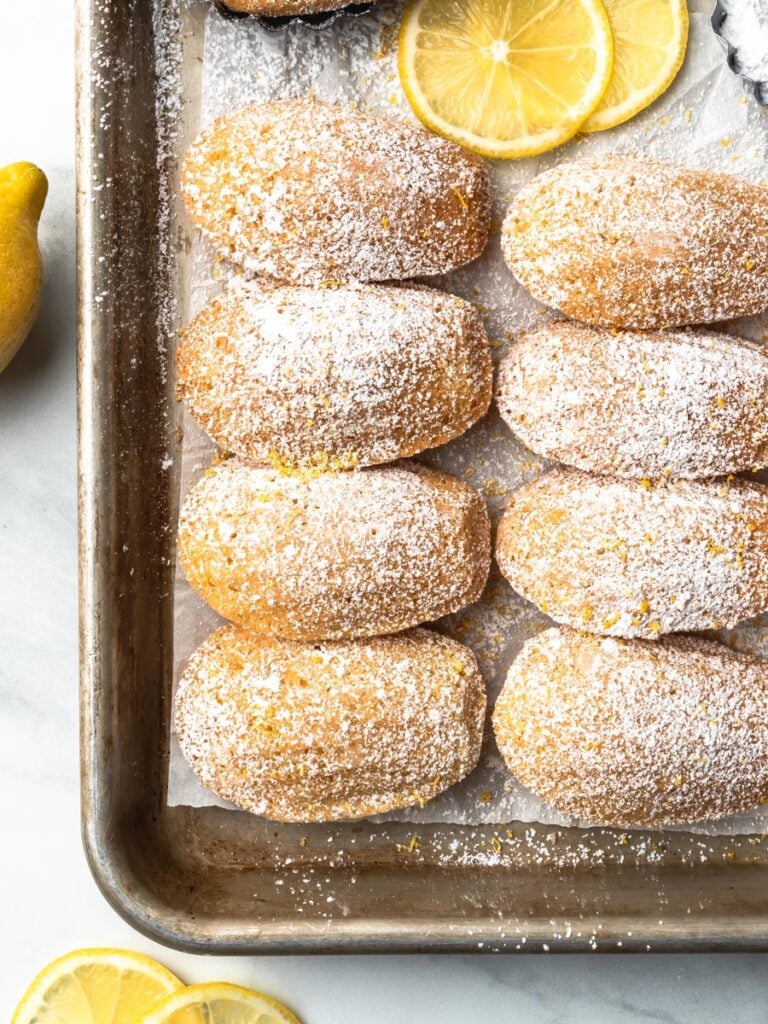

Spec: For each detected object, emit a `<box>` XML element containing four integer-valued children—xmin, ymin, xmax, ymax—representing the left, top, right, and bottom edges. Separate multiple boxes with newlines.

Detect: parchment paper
<box><xmin>169</xmin><ymin>0</ymin><xmax>768</xmax><ymax>835</ymax></box>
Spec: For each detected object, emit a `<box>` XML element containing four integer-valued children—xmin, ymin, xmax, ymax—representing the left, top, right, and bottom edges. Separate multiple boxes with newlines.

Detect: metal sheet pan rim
<box><xmin>76</xmin><ymin>0</ymin><xmax>768</xmax><ymax>953</ymax></box>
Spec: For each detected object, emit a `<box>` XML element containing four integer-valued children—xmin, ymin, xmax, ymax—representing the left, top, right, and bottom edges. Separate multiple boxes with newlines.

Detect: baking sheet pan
<box><xmin>77</xmin><ymin>0</ymin><xmax>768</xmax><ymax>952</ymax></box>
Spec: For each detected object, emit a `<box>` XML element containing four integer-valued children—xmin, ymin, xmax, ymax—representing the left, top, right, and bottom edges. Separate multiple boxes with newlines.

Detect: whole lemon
<box><xmin>0</xmin><ymin>162</ymin><xmax>48</xmax><ymax>373</ymax></box>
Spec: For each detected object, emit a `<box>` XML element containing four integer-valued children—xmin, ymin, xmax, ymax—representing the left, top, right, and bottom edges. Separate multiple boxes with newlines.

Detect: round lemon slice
<box><xmin>398</xmin><ymin>0</ymin><xmax>614</xmax><ymax>159</ymax></box>
<box><xmin>583</xmin><ymin>0</ymin><xmax>688</xmax><ymax>131</ymax></box>
<box><xmin>11</xmin><ymin>948</ymin><xmax>184</xmax><ymax>1024</ymax></box>
<box><xmin>137</xmin><ymin>983</ymin><xmax>303</xmax><ymax>1024</ymax></box>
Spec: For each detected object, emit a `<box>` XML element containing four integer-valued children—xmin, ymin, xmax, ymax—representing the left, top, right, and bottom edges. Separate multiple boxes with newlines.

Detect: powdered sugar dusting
<box><xmin>498</xmin><ymin>470</ymin><xmax>768</xmax><ymax>639</ymax></box>
<box><xmin>177</xmin><ymin>458</ymin><xmax>491</xmax><ymax>639</ymax></box>
<box><xmin>494</xmin><ymin>627</ymin><xmax>768</xmax><ymax>827</ymax></box>
<box><xmin>503</xmin><ymin>156</ymin><xmax>768</xmax><ymax>330</ymax></box>
<box><xmin>176</xmin><ymin>624</ymin><xmax>486</xmax><ymax>820</ymax></box>
<box><xmin>182</xmin><ymin>98</ymin><xmax>490</xmax><ymax>283</ymax></box>
<box><xmin>497</xmin><ymin>321</ymin><xmax>768</xmax><ymax>478</ymax></box>
<box><xmin>177</xmin><ymin>281</ymin><xmax>492</xmax><ymax>468</ymax></box>
<box><xmin>717</xmin><ymin>0</ymin><xmax>768</xmax><ymax>101</ymax></box>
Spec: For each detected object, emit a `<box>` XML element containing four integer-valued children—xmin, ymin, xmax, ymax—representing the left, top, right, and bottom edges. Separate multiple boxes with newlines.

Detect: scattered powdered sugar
<box><xmin>498</xmin><ymin>470</ymin><xmax>768</xmax><ymax>639</ymax></box>
<box><xmin>176</xmin><ymin>280</ymin><xmax>492</xmax><ymax>468</ymax></box>
<box><xmin>168</xmin><ymin>0</ymin><xmax>768</xmax><ymax>835</ymax></box>
<box><xmin>496</xmin><ymin>321</ymin><xmax>768</xmax><ymax>478</ymax></box>
<box><xmin>716</xmin><ymin>0</ymin><xmax>768</xmax><ymax>101</ymax></box>
<box><xmin>494</xmin><ymin>627</ymin><xmax>768</xmax><ymax>827</ymax></box>
<box><xmin>175</xmin><ymin>625</ymin><xmax>485</xmax><ymax>820</ymax></box>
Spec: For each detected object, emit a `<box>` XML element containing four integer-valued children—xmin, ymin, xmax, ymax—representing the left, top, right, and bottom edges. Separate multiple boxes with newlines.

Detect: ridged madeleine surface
<box><xmin>178</xmin><ymin>459</ymin><xmax>491</xmax><ymax>640</ymax></box>
<box><xmin>177</xmin><ymin>283</ymin><xmax>493</xmax><ymax>469</ymax></box>
<box><xmin>496</xmin><ymin>469</ymin><xmax>768</xmax><ymax>638</ymax></box>
<box><xmin>182</xmin><ymin>100</ymin><xmax>491</xmax><ymax>284</ymax></box>
<box><xmin>497</xmin><ymin>321</ymin><xmax>768</xmax><ymax>479</ymax></box>
<box><xmin>176</xmin><ymin>625</ymin><xmax>486</xmax><ymax>821</ymax></box>
<box><xmin>502</xmin><ymin>157</ymin><xmax>768</xmax><ymax>329</ymax></box>
<box><xmin>493</xmin><ymin>627</ymin><xmax>768</xmax><ymax>827</ymax></box>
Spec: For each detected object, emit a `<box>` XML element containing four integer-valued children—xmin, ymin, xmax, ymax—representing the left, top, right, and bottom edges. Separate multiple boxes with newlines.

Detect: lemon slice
<box><xmin>137</xmin><ymin>983</ymin><xmax>303</xmax><ymax>1024</ymax></box>
<box><xmin>11</xmin><ymin>948</ymin><xmax>184</xmax><ymax>1024</ymax></box>
<box><xmin>583</xmin><ymin>0</ymin><xmax>688</xmax><ymax>131</ymax></box>
<box><xmin>398</xmin><ymin>0</ymin><xmax>614</xmax><ymax>159</ymax></box>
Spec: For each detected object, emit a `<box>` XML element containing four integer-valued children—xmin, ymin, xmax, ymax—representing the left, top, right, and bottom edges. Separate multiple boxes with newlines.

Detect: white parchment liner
<box><xmin>169</xmin><ymin>0</ymin><xmax>768</xmax><ymax>835</ymax></box>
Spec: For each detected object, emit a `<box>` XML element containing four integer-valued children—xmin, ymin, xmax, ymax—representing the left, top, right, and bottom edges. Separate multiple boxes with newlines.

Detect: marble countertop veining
<box><xmin>2</xmin><ymin>2</ymin><xmax>768</xmax><ymax>1022</ymax></box>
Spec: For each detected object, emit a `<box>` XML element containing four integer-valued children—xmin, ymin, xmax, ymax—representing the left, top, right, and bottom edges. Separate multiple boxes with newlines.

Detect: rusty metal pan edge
<box><xmin>76</xmin><ymin>0</ymin><xmax>768</xmax><ymax>954</ymax></box>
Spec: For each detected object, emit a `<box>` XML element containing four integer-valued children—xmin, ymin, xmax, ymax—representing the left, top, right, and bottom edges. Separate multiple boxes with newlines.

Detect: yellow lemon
<box><xmin>398</xmin><ymin>0</ymin><xmax>614</xmax><ymax>159</ymax></box>
<box><xmin>137</xmin><ymin>983</ymin><xmax>303</xmax><ymax>1024</ymax></box>
<box><xmin>583</xmin><ymin>0</ymin><xmax>689</xmax><ymax>131</ymax></box>
<box><xmin>0</xmin><ymin>161</ymin><xmax>47</xmax><ymax>373</ymax></box>
<box><xmin>11</xmin><ymin>948</ymin><xmax>184</xmax><ymax>1024</ymax></box>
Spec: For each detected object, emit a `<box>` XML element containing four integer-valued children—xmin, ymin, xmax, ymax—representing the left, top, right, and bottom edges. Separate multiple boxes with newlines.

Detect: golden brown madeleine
<box><xmin>177</xmin><ymin>282</ymin><xmax>493</xmax><ymax>469</ymax></box>
<box><xmin>176</xmin><ymin>625</ymin><xmax>486</xmax><ymax>822</ymax></box>
<box><xmin>220</xmin><ymin>0</ymin><xmax>352</xmax><ymax>13</ymax></box>
<box><xmin>493</xmin><ymin>626</ymin><xmax>768</xmax><ymax>827</ymax></box>
<box><xmin>178</xmin><ymin>459</ymin><xmax>491</xmax><ymax>640</ymax></box>
<box><xmin>502</xmin><ymin>157</ymin><xmax>768</xmax><ymax>329</ymax></box>
<box><xmin>496</xmin><ymin>469</ymin><xmax>768</xmax><ymax>639</ymax></box>
<box><xmin>496</xmin><ymin>321</ymin><xmax>768</xmax><ymax>479</ymax></box>
<box><xmin>182</xmin><ymin>100</ymin><xmax>491</xmax><ymax>283</ymax></box>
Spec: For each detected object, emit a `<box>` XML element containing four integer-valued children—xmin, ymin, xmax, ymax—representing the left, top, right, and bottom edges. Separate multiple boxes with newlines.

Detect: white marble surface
<box><xmin>2</xmin><ymin>2</ymin><xmax>768</xmax><ymax>1022</ymax></box>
